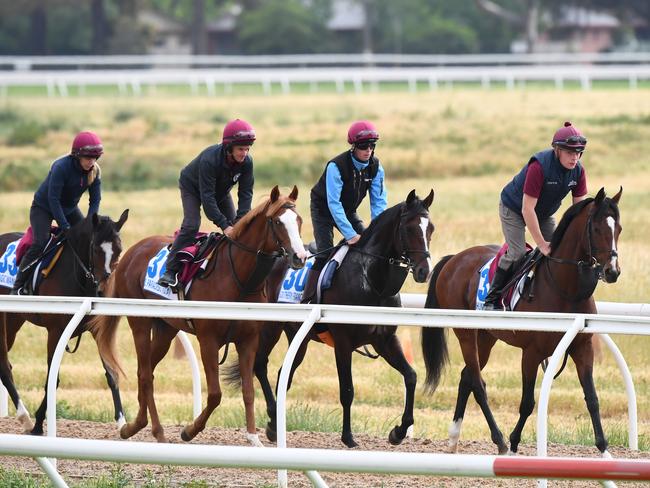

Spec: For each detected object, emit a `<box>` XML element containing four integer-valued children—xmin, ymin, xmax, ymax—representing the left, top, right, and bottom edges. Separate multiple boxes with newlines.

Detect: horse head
<box><xmin>400</xmin><ymin>189</ymin><xmax>435</xmax><ymax>282</ymax></box>
<box><xmin>69</xmin><ymin>209</ymin><xmax>129</xmax><ymax>294</ymax></box>
<box><xmin>590</xmin><ymin>187</ymin><xmax>622</xmax><ymax>283</ymax></box>
<box><xmin>263</xmin><ymin>185</ymin><xmax>308</xmax><ymax>270</ymax></box>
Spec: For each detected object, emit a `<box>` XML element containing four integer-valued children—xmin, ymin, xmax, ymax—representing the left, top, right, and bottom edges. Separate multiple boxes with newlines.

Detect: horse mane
<box><xmin>357</xmin><ymin>202</ymin><xmax>404</xmax><ymax>247</ymax></box>
<box><xmin>550</xmin><ymin>198</ymin><xmax>594</xmax><ymax>250</ymax></box>
<box><xmin>229</xmin><ymin>194</ymin><xmax>294</xmax><ymax>240</ymax></box>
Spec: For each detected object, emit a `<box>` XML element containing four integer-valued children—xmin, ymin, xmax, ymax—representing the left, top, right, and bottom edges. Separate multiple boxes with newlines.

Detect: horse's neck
<box><xmin>550</xmin><ymin>217</ymin><xmax>589</xmax><ymax>262</ymax></box>
<box><xmin>234</xmin><ymin>218</ymin><xmax>274</xmax><ymax>254</ymax></box>
<box><xmin>361</xmin><ymin>222</ymin><xmax>398</xmax><ymax>259</ymax></box>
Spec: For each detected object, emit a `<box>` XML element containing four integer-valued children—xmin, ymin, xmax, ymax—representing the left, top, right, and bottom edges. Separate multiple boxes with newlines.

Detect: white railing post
<box><xmin>0</xmin><ymin>381</ymin><xmax>7</xmax><ymax>417</ymax></box>
<box><xmin>176</xmin><ymin>331</ymin><xmax>202</xmax><ymax>418</ymax></box>
<box><xmin>276</xmin><ymin>305</ymin><xmax>322</xmax><ymax>488</ymax></box>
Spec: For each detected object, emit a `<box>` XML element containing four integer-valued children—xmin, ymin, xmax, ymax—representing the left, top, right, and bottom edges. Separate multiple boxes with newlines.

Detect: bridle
<box><xmin>544</xmin><ymin>202</ymin><xmax>617</xmax><ymax>302</ymax></box>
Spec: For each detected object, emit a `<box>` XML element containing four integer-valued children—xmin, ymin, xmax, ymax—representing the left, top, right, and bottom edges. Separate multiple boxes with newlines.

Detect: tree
<box><xmin>475</xmin><ymin>0</ymin><xmax>539</xmax><ymax>53</ymax></box>
<box><xmin>237</xmin><ymin>0</ymin><xmax>330</xmax><ymax>54</ymax></box>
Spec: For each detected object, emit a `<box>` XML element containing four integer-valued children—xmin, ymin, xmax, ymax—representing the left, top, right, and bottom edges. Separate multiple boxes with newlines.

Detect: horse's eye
<box><xmin>276</xmin><ymin>220</ymin><xmax>281</xmax><ymax>225</ymax></box>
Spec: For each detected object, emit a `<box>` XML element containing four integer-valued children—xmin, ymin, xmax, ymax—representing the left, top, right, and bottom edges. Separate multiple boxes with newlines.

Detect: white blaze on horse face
<box><xmin>419</xmin><ymin>217</ymin><xmax>433</xmax><ymax>271</ymax></box>
<box><xmin>100</xmin><ymin>241</ymin><xmax>114</xmax><ymax>274</ymax></box>
<box><xmin>606</xmin><ymin>216</ymin><xmax>618</xmax><ymax>268</ymax></box>
<box><xmin>279</xmin><ymin>209</ymin><xmax>308</xmax><ymax>260</ymax></box>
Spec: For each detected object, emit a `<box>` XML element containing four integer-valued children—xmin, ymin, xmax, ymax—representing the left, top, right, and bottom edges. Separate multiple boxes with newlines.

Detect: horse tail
<box><xmin>222</xmin><ymin>360</ymin><xmax>242</xmax><ymax>387</ymax></box>
<box><xmin>421</xmin><ymin>254</ymin><xmax>454</xmax><ymax>394</ymax></box>
<box><xmin>87</xmin><ymin>274</ymin><xmax>125</xmax><ymax>382</ymax></box>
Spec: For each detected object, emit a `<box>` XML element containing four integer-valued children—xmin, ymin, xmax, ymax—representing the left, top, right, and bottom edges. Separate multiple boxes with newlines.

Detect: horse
<box><xmin>253</xmin><ymin>189</ymin><xmax>439</xmax><ymax>448</ymax></box>
<box><xmin>89</xmin><ymin>186</ymin><xmax>307</xmax><ymax>446</ymax></box>
<box><xmin>421</xmin><ymin>187</ymin><xmax>622</xmax><ymax>455</ymax></box>
<box><xmin>0</xmin><ymin>209</ymin><xmax>129</xmax><ymax>435</ymax></box>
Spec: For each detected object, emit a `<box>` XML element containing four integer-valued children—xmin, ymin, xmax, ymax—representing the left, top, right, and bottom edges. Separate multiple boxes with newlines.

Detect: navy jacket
<box><xmin>33</xmin><ymin>155</ymin><xmax>101</xmax><ymax>229</ymax></box>
<box><xmin>179</xmin><ymin>143</ymin><xmax>254</xmax><ymax>229</ymax></box>
<box><xmin>501</xmin><ymin>149</ymin><xmax>583</xmax><ymax>220</ymax></box>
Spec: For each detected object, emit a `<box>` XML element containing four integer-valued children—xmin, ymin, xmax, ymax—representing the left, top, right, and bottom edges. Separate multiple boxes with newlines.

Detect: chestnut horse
<box><xmin>254</xmin><ymin>189</ymin><xmax>439</xmax><ymax>448</ymax></box>
<box><xmin>90</xmin><ymin>186</ymin><xmax>307</xmax><ymax>445</ymax></box>
<box><xmin>0</xmin><ymin>209</ymin><xmax>129</xmax><ymax>434</ymax></box>
<box><xmin>421</xmin><ymin>187</ymin><xmax>622</xmax><ymax>455</ymax></box>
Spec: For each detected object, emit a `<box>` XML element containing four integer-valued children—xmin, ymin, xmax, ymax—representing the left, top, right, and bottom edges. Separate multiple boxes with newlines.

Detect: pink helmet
<box><xmin>552</xmin><ymin>121</ymin><xmax>587</xmax><ymax>152</ymax></box>
<box><xmin>71</xmin><ymin>131</ymin><xmax>103</xmax><ymax>158</ymax></box>
<box><xmin>222</xmin><ymin>119</ymin><xmax>256</xmax><ymax>146</ymax></box>
<box><xmin>347</xmin><ymin>120</ymin><xmax>379</xmax><ymax>145</ymax></box>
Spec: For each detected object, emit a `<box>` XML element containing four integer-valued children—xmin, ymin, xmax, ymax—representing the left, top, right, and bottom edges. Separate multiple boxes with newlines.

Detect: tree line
<box><xmin>0</xmin><ymin>0</ymin><xmax>648</xmax><ymax>56</ymax></box>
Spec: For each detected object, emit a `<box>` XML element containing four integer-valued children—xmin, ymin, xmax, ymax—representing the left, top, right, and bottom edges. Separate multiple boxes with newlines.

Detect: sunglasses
<box><xmin>561</xmin><ymin>135</ymin><xmax>587</xmax><ymax>145</ymax></box>
<box><xmin>355</xmin><ymin>142</ymin><xmax>377</xmax><ymax>150</ymax></box>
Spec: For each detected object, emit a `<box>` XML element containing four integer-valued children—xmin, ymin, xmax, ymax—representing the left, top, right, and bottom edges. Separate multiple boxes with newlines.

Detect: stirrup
<box><xmin>10</xmin><ymin>286</ymin><xmax>26</xmax><ymax>296</ymax></box>
<box><xmin>158</xmin><ymin>272</ymin><xmax>178</xmax><ymax>289</ymax></box>
<box><xmin>482</xmin><ymin>298</ymin><xmax>503</xmax><ymax>311</ymax></box>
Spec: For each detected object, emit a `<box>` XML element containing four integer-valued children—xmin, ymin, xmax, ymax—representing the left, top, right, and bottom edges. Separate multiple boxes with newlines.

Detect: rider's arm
<box><xmin>325</xmin><ymin>162</ymin><xmax>357</xmax><ymax>240</ymax></box>
<box><xmin>572</xmin><ymin>166</ymin><xmax>588</xmax><ymax>204</ymax></box>
<box><xmin>87</xmin><ymin>169</ymin><xmax>101</xmax><ymax>217</ymax></box>
<box><xmin>235</xmin><ymin>159</ymin><xmax>254</xmax><ymax>220</ymax></box>
<box><xmin>369</xmin><ymin>163</ymin><xmax>387</xmax><ymax>220</ymax></box>
<box><xmin>48</xmin><ymin>162</ymin><xmax>71</xmax><ymax>230</ymax></box>
<box><xmin>522</xmin><ymin>161</ymin><xmax>550</xmax><ymax>254</ymax></box>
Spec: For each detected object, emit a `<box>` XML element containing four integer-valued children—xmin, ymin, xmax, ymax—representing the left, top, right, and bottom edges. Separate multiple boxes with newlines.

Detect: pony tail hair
<box><xmin>87</xmin><ymin>273</ymin><xmax>125</xmax><ymax>382</ymax></box>
<box><xmin>88</xmin><ymin>163</ymin><xmax>101</xmax><ymax>186</ymax></box>
<box><xmin>421</xmin><ymin>254</ymin><xmax>453</xmax><ymax>394</ymax></box>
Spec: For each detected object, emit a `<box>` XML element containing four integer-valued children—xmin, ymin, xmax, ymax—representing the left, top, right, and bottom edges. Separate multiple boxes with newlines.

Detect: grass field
<box><xmin>1</xmin><ymin>87</ymin><xmax>649</xmax><ymax>454</ymax></box>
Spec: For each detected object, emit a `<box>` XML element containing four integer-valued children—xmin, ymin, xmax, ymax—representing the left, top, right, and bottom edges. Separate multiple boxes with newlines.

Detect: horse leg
<box><xmin>145</xmin><ymin>320</ymin><xmax>178</xmax><ymax>442</ymax></box>
<box><xmin>31</xmin><ymin>328</ymin><xmax>64</xmax><ymax>435</ymax></box>
<box><xmin>120</xmin><ymin>319</ymin><xmax>162</xmax><ymax>441</ymax></box>
<box><xmin>268</xmin><ymin>327</ymin><xmax>311</xmax><ymax>443</ymax></box>
<box><xmin>571</xmin><ymin>339</ymin><xmax>609</xmax><ymax>454</ymax></box>
<box><xmin>334</xmin><ymin>343</ymin><xmax>357</xmax><ymax>448</ymax></box>
<box><xmin>372</xmin><ymin>332</ymin><xmax>416</xmax><ymax>445</ymax></box>
<box><xmin>181</xmin><ymin>329</ymin><xmax>222</xmax><ymax>442</ymax></box>
<box><xmin>236</xmin><ymin>329</ymin><xmax>263</xmax><ymax>447</ymax></box>
<box><xmin>0</xmin><ymin>313</ymin><xmax>33</xmax><ymax>432</ymax></box>
<box><xmin>253</xmin><ymin>323</ymin><xmax>283</xmax><ymax>442</ymax></box>
<box><xmin>508</xmin><ymin>350</ymin><xmax>544</xmax><ymax>454</ymax></box>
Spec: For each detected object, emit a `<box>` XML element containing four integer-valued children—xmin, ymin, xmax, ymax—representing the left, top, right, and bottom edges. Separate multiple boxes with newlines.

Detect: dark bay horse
<box><xmin>255</xmin><ymin>189</ymin><xmax>441</xmax><ymax>448</ymax></box>
<box><xmin>0</xmin><ymin>209</ymin><xmax>129</xmax><ymax>434</ymax></box>
<box><xmin>421</xmin><ymin>187</ymin><xmax>622</xmax><ymax>455</ymax></box>
<box><xmin>89</xmin><ymin>186</ymin><xmax>307</xmax><ymax>445</ymax></box>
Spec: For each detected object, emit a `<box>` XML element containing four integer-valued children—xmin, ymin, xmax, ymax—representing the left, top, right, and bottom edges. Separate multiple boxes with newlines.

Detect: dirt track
<box><xmin>1</xmin><ymin>417</ymin><xmax>648</xmax><ymax>487</ymax></box>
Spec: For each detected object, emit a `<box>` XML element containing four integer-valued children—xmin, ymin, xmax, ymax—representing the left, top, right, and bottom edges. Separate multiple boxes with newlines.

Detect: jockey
<box><xmin>11</xmin><ymin>131</ymin><xmax>103</xmax><ymax>295</ymax></box>
<box><xmin>483</xmin><ymin>121</ymin><xmax>589</xmax><ymax>310</ymax></box>
<box><xmin>158</xmin><ymin>118</ymin><xmax>256</xmax><ymax>288</ymax></box>
<box><xmin>309</xmin><ymin>120</ymin><xmax>388</xmax><ymax>273</ymax></box>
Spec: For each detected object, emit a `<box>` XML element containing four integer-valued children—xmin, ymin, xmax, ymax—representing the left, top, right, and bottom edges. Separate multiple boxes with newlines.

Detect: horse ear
<box><xmin>595</xmin><ymin>187</ymin><xmax>606</xmax><ymax>205</ymax></box>
<box><xmin>612</xmin><ymin>186</ymin><xmax>623</xmax><ymax>204</ymax></box>
<box><xmin>116</xmin><ymin>209</ymin><xmax>129</xmax><ymax>232</ymax></box>
<box><xmin>289</xmin><ymin>185</ymin><xmax>299</xmax><ymax>201</ymax></box>
<box><xmin>270</xmin><ymin>185</ymin><xmax>280</xmax><ymax>203</ymax></box>
<box><xmin>423</xmin><ymin>189</ymin><xmax>434</xmax><ymax>209</ymax></box>
<box><xmin>406</xmin><ymin>189</ymin><xmax>416</xmax><ymax>206</ymax></box>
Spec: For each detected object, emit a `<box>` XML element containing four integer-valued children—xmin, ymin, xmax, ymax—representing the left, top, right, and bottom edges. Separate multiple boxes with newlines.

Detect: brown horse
<box><xmin>90</xmin><ymin>186</ymin><xmax>307</xmax><ymax>445</ymax></box>
<box><xmin>0</xmin><ymin>209</ymin><xmax>129</xmax><ymax>435</ymax></box>
<box><xmin>421</xmin><ymin>187</ymin><xmax>622</xmax><ymax>455</ymax></box>
<box><xmin>254</xmin><ymin>189</ymin><xmax>437</xmax><ymax>448</ymax></box>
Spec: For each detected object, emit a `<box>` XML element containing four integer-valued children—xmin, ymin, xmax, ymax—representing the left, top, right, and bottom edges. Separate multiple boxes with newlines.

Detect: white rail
<box><xmin>1</xmin><ymin>295</ymin><xmax>648</xmax><ymax>488</ymax></box>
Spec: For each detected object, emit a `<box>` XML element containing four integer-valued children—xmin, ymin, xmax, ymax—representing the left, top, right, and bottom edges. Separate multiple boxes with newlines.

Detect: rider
<box><xmin>158</xmin><ymin>118</ymin><xmax>256</xmax><ymax>288</ymax></box>
<box><xmin>482</xmin><ymin>121</ymin><xmax>589</xmax><ymax>310</ymax></box>
<box><xmin>309</xmin><ymin>120</ymin><xmax>388</xmax><ymax>274</ymax></box>
<box><xmin>11</xmin><ymin>131</ymin><xmax>103</xmax><ymax>295</ymax></box>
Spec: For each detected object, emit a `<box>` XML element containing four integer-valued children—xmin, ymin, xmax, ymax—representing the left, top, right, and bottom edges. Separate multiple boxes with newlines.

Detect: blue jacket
<box><xmin>501</xmin><ymin>149</ymin><xmax>583</xmax><ymax>220</ymax></box>
<box><xmin>33</xmin><ymin>155</ymin><xmax>101</xmax><ymax>230</ymax></box>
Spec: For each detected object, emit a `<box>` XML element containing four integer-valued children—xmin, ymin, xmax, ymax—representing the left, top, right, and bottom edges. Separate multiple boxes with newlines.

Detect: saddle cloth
<box><xmin>143</xmin><ymin>233</ymin><xmax>220</xmax><ymax>299</ymax></box>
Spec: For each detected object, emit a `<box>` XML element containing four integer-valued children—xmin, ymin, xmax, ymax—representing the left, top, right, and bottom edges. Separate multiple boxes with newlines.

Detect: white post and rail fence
<box><xmin>0</xmin><ymin>295</ymin><xmax>649</xmax><ymax>488</ymax></box>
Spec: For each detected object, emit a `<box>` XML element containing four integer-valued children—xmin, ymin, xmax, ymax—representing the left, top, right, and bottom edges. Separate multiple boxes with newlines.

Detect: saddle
<box><xmin>489</xmin><ymin>243</ymin><xmax>542</xmax><ymax>309</ymax></box>
<box><xmin>14</xmin><ymin>226</ymin><xmax>65</xmax><ymax>294</ymax></box>
<box><xmin>174</xmin><ymin>232</ymin><xmax>223</xmax><ymax>288</ymax></box>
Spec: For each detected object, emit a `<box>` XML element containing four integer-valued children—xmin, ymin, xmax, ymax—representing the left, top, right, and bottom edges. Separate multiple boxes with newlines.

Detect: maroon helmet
<box><xmin>71</xmin><ymin>131</ymin><xmax>103</xmax><ymax>158</ymax></box>
<box><xmin>552</xmin><ymin>121</ymin><xmax>587</xmax><ymax>153</ymax></box>
<box><xmin>222</xmin><ymin>119</ymin><xmax>256</xmax><ymax>146</ymax></box>
<box><xmin>347</xmin><ymin>120</ymin><xmax>379</xmax><ymax>145</ymax></box>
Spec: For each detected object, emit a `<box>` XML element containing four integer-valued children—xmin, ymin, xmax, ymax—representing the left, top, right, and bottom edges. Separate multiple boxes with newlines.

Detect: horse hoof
<box><xmin>181</xmin><ymin>427</ymin><xmax>195</xmax><ymax>442</ymax></box>
<box><xmin>119</xmin><ymin>424</ymin><xmax>133</xmax><ymax>439</ymax></box>
<box><xmin>497</xmin><ymin>445</ymin><xmax>509</xmax><ymax>455</ymax></box>
<box><xmin>29</xmin><ymin>427</ymin><xmax>44</xmax><ymax>436</ymax></box>
<box><xmin>265</xmin><ymin>424</ymin><xmax>277</xmax><ymax>443</ymax></box>
<box><xmin>342</xmin><ymin>436</ymin><xmax>358</xmax><ymax>448</ymax></box>
<box><xmin>388</xmin><ymin>425</ymin><xmax>404</xmax><ymax>445</ymax></box>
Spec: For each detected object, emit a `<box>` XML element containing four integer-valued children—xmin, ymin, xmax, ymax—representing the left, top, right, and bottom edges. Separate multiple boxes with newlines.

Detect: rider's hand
<box><xmin>347</xmin><ymin>234</ymin><xmax>361</xmax><ymax>245</ymax></box>
<box><xmin>223</xmin><ymin>226</ymin><xmax>235</xmax><ymax>238</ymax></box>
<box><xmin>538</xmin><ymin>241</ymin><xmax>552</xmax><ymax>256</ymax></box>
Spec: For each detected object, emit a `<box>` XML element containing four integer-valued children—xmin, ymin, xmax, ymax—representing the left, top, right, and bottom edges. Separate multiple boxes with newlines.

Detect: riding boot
<box><xmin>482</xmin><ymin>266</ymin><xmax>512</xmax><ymax>311</ymax></box>
<box><xmin>10</xmin><ymin>268</ymin><xmax>30</xmax><ymax>295</ymax></box>
<box><xmin>158</xmin><ymin>258</ymin><xmax>180</xmax><ymax>288</ymax></box>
